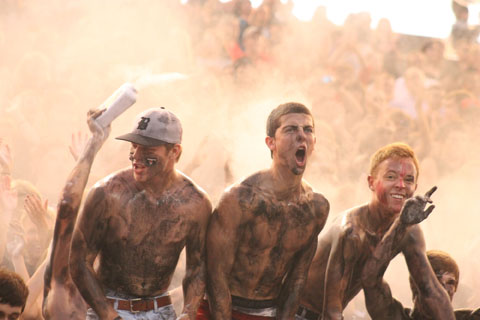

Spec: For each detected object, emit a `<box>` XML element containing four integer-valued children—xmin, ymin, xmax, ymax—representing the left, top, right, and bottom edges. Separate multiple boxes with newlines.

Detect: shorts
<box><xmin>86</xmin><ymin>291</ymin><xmax>176</xmax><ymax>320</ymax></box>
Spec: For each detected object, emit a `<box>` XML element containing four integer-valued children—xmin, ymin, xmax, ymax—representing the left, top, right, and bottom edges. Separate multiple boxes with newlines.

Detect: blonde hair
<box><xmin>369</xmin><ymin>142</ymin><xmax>419</xmax><ymax>180</ymax></box>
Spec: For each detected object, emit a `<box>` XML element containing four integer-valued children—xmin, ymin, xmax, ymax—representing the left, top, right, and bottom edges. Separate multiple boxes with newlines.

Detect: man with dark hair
<box><xmin>298</xmin><ymin>142</ymin><xmax>455</xmax><ymax>320</ymax></box>
<box><xmin>70</xmin><ymin>108</ymin><xmax>212</xmax><ymax>320</ymax></box>
<box><xmin>202</xmin><ymin>102</ymin><xmax>329</xmax><ymax>320</ymax></box>
<box><xmin>0</xmin><ymin>268</ymin><xmax>29</xmax><ymax>319</ymax></box>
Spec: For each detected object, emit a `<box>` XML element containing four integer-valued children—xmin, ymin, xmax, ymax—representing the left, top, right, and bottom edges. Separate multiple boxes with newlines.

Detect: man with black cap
<box><xmin>70</xmin><ymin>108</ymin><xmax>212</xmax><ymax>320</ymax></box>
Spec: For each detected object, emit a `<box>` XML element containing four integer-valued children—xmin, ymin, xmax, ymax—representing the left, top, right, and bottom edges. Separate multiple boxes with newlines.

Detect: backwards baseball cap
<box><xmin>116</xmin><ymin>107</ymin><xmax>182</xmax><ymax>146</ymax></box>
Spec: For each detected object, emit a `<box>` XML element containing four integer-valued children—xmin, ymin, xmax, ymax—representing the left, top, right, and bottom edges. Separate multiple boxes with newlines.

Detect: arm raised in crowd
<box><xmin>362</xmin><ymin>186</ymin><xmax>437</xmax><ymax>319</ymax></box>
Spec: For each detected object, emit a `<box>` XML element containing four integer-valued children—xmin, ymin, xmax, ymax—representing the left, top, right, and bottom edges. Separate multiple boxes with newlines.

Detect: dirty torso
<box><xmin>85</xmin><ymin>168</ymin><xmax>207</xmax><ymax>297</ymax></box>
<box><xmin>228</xmin><ymin>172</ymin><xmax>329</xmax><ymax>299</ymax></box>
<box><xmin>301</xmin><ymin>204</ymin><xmax>410</xmax><ymax>313</ymax></box>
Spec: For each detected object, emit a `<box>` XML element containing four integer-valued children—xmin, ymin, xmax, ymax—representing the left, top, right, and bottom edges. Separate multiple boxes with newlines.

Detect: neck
<box><xmin>268</xmin><ymin>163</ymin><xmax>303</xmax><ymax>199</ymax></box>
<box><xmin>365</xmin><ymin>201</ymin><xmax>399</xmax><ymax>236</ymax></box>
<box><xmin>138</xmin><ymin>168</ymin><xmax>177</xmax><ymax>195</ymax></box>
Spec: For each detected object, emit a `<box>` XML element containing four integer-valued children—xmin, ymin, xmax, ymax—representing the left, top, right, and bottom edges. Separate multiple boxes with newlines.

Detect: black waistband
<box><xmin>231</xmin><ymin>295</ymin><xmax>277</xmax><ymax>309</ymax></box>
<box><xmin>296</xmin><ymin>305</ymin><xmax>319</xmax><ymax>320</ymax></box>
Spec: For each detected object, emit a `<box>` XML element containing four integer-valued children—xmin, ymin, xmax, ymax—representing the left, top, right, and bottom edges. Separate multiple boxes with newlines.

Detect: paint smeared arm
<box><xmin>45</xmin><ymin>110</ymin><xmax>110</xmax><ymax>299</ymax></box>
<box><xmin>206</xmin><ymin>189</ymin><xmax>243</xmax><ymax>320</ymax></box>
<box><xmin>277</xmin><ymin>237</ymin><xmax>318</xmax><ymax>320</ymax></box>
<box><xmin>277</xmin><ymin>194</ymin><xmax>329</xmax><ymax>320</ymax></box>
<box><xmin>403</xmin><ymin>227</ymin><xmax>454</xmax><ymax>320</ymax></box>
<box><xmin>322</xmin><ymin>219</ymin><xmax>360</xmax><ymax>320</ymax></box>
<box><xmin>179</xmin><ymin>197</ymin><xmax>212</xmax><ymax>320</ymax></box>
<box><xmin>362</xmin><ymin>186</ymin><xmax>437</xmax><ymax>319</ymax></box>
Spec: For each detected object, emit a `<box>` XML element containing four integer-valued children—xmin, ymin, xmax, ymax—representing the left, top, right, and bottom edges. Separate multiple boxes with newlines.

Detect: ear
<box><xmin>367</xmin><ymin>175</ymin><xmax>375</xmax><ymax>191</ymax></box>
<box><xmin>170</xmin><ymin>144</ymin><xmax>182</xmax><ymax>161</ymax></box>
<box><xmin>265</xmin><ymin>136</ymin><xmax>275</xmax><ymax>152</ymax></box>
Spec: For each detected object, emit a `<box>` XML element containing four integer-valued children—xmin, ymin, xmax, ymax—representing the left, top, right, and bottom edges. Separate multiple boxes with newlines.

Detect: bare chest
<box><xmin>241</xmin><ymin>198</ymin><xmax>317</xmax><ymax>251</ymax></box>
<box><xmin>105</xmin><ymin>194</ymin><xmax>190</xmax><ymax>248</ymax></box>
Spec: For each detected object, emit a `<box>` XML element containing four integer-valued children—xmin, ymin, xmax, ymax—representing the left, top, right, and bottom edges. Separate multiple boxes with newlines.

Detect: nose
<box><xmin>296</xmin><ymin>129</ymin><xmax>306</xmax><ymax>141</ymax></box>
<box><xmin>130</xmin><ymin>146</ymin><xmax>145</xmax><ymax>162</ymax></box>
<box><xmin>395</xmin><ymin>178</ymin><xmax>405</xmax><ymax>188</ymax></box>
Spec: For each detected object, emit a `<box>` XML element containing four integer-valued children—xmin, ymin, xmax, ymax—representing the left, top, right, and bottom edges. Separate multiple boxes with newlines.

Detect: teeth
<box><xmin>391</xmin><ymin>194</ymin><xmax>403</xmax><ymax>199</ymax></box>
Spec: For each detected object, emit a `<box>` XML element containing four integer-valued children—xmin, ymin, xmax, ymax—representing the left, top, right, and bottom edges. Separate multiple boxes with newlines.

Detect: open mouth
<box><xmin>295</xmin><ymin>147</ymin><xmax>306</xmax><ymax>166</ymax></box>
<box><xmin>391</xmin><ymin>194</ymin><xmax>405</xmax><ymax>200</ymax></box>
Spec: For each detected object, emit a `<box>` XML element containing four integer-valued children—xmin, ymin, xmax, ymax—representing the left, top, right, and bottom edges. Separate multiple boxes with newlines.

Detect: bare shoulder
<box><xmin>303</xmin><ymin>181</ymin><xmax>330</xmax><ymax>219</ymax></box>
<box><xmin>219</xmin><ymin>171</ymin><xmax>265</xmax><ymax>207</ymax></box>
<box><xmin>176</xmin><ymin>171</ymin><xmax>212</xmax><ymax>216</ymax></box>
<box><xmin>325</xmin><ymin>204</ymin><xmax>367</xmax><ymax>246</ymax></box>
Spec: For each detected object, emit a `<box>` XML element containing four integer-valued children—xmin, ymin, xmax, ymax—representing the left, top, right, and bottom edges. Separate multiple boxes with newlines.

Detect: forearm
<box><xmin>362</xmin><ymin>219</ymin><xmax>408</xmax><ymax>288</ymax></box>
<box><xmin>206</xmin><ymin>271</ymin><xmax>232</xmax><ymax>320</ymax></box>
<box><xmin>11</xmin><ymin>254</ymin><xmax>29</xmax><ymax>281</ymax></box>
<box><xmin>70</xmin><ymin>259</ymin><xmax>118</xmax><ymax>319</ymax></box>
<box><xmin>422</xmin><ymin>290</ymin><xmax>455</xmax><ymax>320</ymax></box>
<box><xmin>181</xmin><ymin>267</ymin><xmax>206</xmax><ymax>319</ymax></box>
<box><xmin>276</xmin><ymin>276</ymin><xmax>307</xmax><ymax>320</ymax></box>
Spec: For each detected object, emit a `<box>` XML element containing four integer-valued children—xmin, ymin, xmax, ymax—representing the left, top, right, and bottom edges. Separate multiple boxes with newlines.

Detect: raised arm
<box><xmin>45</xmin><ymin>109</ymin><xmax>110</xmax><ymax>297</ymax></box>
<box><xmin>206</xmin><ymin>189</ymin><xmax>244</xmax><ymax>320</ymax></box>
<box><xmin>179</xmin><ymin>197</ymin><xmax>212</xmax><ymax>320</ymax></box>
<box><xmin>401</xmin><ymin>186</ymin><xmax>454</xmax><ymax>320</ymax></box>
<box><xmin>402</xmin><ymin>227</ymin><xmax>455</xmax><ymax>320</ymax></box>
<box><xmin>68</xmin><ymin>112</ymin><xmax>120</xmax><ymax>320</ymax></box>
<box><xmin>362</xmin><ymin>186</ymin><xmax>437</xmax><ymax>319</ymax></box>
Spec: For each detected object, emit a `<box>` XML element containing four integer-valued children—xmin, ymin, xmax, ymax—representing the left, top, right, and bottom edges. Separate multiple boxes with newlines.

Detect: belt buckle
<box><xmin>129</xmin><ymin>297</ymin><xmax>143</xmax><ymax>313</ymax></box>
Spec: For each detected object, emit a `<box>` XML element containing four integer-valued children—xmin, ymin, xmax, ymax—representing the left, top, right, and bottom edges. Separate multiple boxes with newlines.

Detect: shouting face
<box><xmin>368</xmin><ymin>157</ymin><xmax>418</xmax><ymax>215</ymax></box>
<box><xmin>267</xmin><ymin>113</ymin><xmax>316</xmax><ymax>175</ymax></box>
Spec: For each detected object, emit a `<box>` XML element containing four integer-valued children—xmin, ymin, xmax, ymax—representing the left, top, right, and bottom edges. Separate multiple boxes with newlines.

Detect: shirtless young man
<box><xmin>43</xmin><ymin>109</ymin><xmax>109</xmax><ymax>319</ymax></box>
<box><xmin>70</xmin><ymin>108</ymin><xmax>212</xmax><ymax>320</ymax></box>
<box><xmin>202</xmin><ymin>102</ymin><xmax>330</xmax><ymax>320</ymax></box>
<box><xmin>298</xmin><ymin>142</ymin><xmax>455</xmax><ymax>320</ymax></box>
<box><xmin>362</xmin><ymin>195</ymin><xmax>480</xmax><ymax>320</ymax></box>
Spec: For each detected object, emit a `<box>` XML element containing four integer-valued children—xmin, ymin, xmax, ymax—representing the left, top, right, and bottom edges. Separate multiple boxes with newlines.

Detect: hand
<box><xmin>176</xmin><ymin>313</ymin><xmax>190</xmax><ymax>320</ymax></box>
<box><xmin>86</xmin><ymin>109</ymin><xmax>111</xmax><ymax>150</ymax></box>
<box><xmin>400</xmin><ymin>186</ymin><xmax>437</xmax><ymax>225</ymax></box>
<box><xmin>87</xmin><ymin>109</ymin><xmax>111</xmax><ymax>140</ymax></box>
<box><xmin>69</xmin><ymin>131</ymin><xmax>89</xmax><ymax>161</ymax></box>
<box><xmin>0</xmin><ymin>139</ymin><xmax>13</xmax><ymax>175</ymax></box>
<box><xmin>24</xmin><ymin>194</ymin><xmax>49</xmax><ymax>231</ymax></box>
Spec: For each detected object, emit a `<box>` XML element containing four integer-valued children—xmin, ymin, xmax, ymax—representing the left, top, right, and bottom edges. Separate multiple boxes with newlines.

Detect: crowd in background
<box><xmin>1</xmin><ymin>0</ymin><xmax>480</xmax><ymax>318</ymax></box>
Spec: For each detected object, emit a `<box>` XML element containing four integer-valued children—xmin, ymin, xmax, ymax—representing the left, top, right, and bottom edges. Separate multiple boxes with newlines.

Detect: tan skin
<box><xmin>43</xmin><ymin>110</ymin><xmax>109</xmax><ymax>319</ymax></box>
<box><xmin>206</xmin><ymin>113</ymin><xmax>330</xmax><ymax>320</ymax></box>
<box><xmin>361</xmin><ymin>187</ymin><xmax>440</xmax><ymax>320</ymax></box>
<box><xmin>300</xmin><ymin>157</ymin><xmax>455</xmax><ymax>320</ymax></box>
<box><xmin>70</xmin><ymin>131</ymin><xmax>212</xmax><ymax>320</ymax></box>
<box><xmin>0</xmin><ymin>303</ymin><xmax>22</xmax><ymax>320</ymax></box>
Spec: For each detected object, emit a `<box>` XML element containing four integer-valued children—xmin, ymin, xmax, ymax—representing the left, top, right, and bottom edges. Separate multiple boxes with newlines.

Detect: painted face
<box><xmin>270</xmin><ymin>113</ymin><xmax>316</xmax><ymax>176</ymax></box>
<box><xmin>0</xmin><ymin>303</ymin><xmax>22</xmax><ymax>320</ymax></box>
<box><xmin>129</xmin><ymin>143</ymin><xmax>172</xmax><ymax>183</ymax></box>
<box><xmin>369</xmin><ymin>157</ymin><xmax>417</xmax><ymax>215</ymax></box>
<box><xmin>436</xmin><ymin>271</ymin><xmax>457</xmax><ymax>301</ymax></box>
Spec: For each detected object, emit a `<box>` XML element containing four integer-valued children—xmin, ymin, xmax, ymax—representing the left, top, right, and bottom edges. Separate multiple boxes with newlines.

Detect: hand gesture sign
<box><xmin>400</xmin><ymin>186</ymin><xmax>437</xmax><ymax>225</ymax></box>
